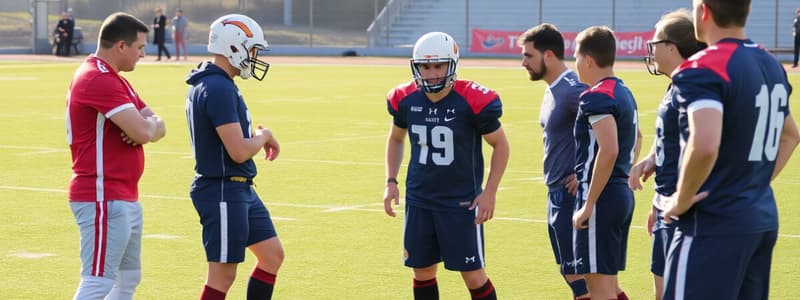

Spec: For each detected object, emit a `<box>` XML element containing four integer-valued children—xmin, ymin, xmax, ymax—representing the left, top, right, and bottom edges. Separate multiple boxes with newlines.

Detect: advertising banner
<box><xmin>470</xmin><ymin>28</ymin><xmax>655</xmax><ymax>57</ymax></box>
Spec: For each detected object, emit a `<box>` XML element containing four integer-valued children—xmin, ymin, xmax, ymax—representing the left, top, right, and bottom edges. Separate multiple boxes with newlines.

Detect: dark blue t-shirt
<box><xmin>574</xmin><ymin>77</ymin><xmax>639</xmax><ymax>186</ymax></box>
<box><xmin>185</xmin><ymin>62</ymin><xmax>257</xmax><ymax>181</ymax></box>
<box><xmin>387</xmin><ymin>80</ymin><xmax>502</xmax><ymax>212</ymax></box>
<box><xmin>653</xmin><ymin>84</ymin><xmax>681</xmax><ymax>202</ymax></box>
<box><xmin>540</xmin><ymin>70</ymin><xmax>588</xmax><ymax>186</ymax></box>
<box><xmin>671</xmin><ymin>38</ymin><xmax>792</xmax><ymax>236</ymax></box>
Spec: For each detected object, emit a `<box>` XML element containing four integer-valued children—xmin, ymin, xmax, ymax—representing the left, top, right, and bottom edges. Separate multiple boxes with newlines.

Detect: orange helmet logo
<box><xmin>221</xmin><ymin>20</ymin><xmax>254</xmax><ymax>38</ymax></box>
<box><xmin>453</xmin><ymin>43</ymin><xmax>459</xmax><ymax>56</ymax></box>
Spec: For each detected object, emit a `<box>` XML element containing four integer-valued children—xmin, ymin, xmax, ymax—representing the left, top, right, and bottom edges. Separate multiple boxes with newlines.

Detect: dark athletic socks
<box><xmin>413</xmin><ymin>278</ymin><xmax>439</xmax><ymax>300</ymax></box>
<box><xmin>469</xmin><ymin>279</ymin><xmax>497</xmax><ymax>300</ymax></box>
<box><xmin>247</xmin><ymin>267</ymin><xmax>276</xmax><ymax>300</ymax></box>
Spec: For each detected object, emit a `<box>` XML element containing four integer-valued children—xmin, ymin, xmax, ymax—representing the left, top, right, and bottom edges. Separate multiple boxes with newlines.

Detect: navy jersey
<box><xmin>185</xmin><ymin>62</ymin><xmax>257</xmax><ymax>179</ymax></box>
<box><xmin>574</xmin><ymin>77</ymin><xmax>639</xmax><ymax>185</ymax></box>
<box><xmin>671</xmin><ymin>38</ymin><xmax>792</xmax><ymax>236</ymax></box>
<box><xmin>653</xmin><ymin>85</ymin><xmax>681</xmax><ymax>205</ymax></box>
<box><xmin>540</xmin><ymin>70</ymin><xmax>589</xmax><ymax>186</ymax></box>
<box><xmin>387</xmin><ymin>80</ymin><xmax>502</xmax><ymax>211</ymax></box>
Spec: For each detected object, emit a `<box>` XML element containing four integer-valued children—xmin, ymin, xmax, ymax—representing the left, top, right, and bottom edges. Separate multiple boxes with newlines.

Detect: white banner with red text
<box><xmin>470</xmin><ymin>28</ymin><xmax>655</xmax><ymax>57</ymax></box>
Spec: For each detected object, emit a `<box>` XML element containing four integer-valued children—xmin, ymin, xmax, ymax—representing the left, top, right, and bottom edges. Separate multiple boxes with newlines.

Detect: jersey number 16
<box><xmin>748</xmin><ymin>84</ymin><xmax>788</xmax><ymax>162</ymax></box>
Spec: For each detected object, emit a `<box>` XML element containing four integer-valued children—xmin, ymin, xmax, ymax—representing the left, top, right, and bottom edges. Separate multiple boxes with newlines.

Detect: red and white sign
<box><xmin>470</xmin><ymin>28</ymin><xmax>655</xmax><ymax>57</ymax></box>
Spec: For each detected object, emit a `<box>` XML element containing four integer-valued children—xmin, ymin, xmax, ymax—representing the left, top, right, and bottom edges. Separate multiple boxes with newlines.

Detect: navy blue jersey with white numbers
<box><xmin>387</xmin><ymin>80</ymin><xmax>502</xmax><ymax>212</ymax></box>
<box><xmin>574</xmin><ymin>77</ymin><xmax>639</xmax><ymax>185</ymax></box>
<box><xmin>185</xmin><ymin>62</ymin><xmax>257</xmax><ymax>180</ymax></box>
<box><xmin>540</xmin><ymin>70</ymin><xmax>589</xmax><ymax>186</ymax></box>
<box><xmin>653</xmin><ymin>85</ymin><xmax>681</xmax><ymax>205</ymax></box>
<box><xmin>671</xmin><ymin>38</ymin><xmax>792</xmax><ymax>236</ymax></box>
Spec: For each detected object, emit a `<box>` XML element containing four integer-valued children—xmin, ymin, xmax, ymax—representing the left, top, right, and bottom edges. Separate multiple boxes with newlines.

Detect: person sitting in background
<box><xmin>55</xmin><ymin>11</ymin><xmax>74</xmax><ymax>56</ymax></box>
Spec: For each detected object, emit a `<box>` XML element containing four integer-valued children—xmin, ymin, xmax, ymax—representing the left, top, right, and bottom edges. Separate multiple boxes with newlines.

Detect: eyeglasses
<box><xmin>644</xmin><ymin>40</ymin><xmax>675</xmax><ymax>76</ymax></box>
<box><xmin>646</xmin><ymin>40</ymin><xmax>675</xmax><ymax>54</ymax></box>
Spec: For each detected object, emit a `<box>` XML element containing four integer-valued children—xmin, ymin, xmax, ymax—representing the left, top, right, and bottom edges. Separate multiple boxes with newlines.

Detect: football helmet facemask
<box><xmin>411</xmin><ymin>32</ymin><xmax>459</xmax><ymax>93</ymax></box>
<box><xmin>208</xmin><ymin>14</ymin><xmax>270</xmax><ymax>80</ymax></box>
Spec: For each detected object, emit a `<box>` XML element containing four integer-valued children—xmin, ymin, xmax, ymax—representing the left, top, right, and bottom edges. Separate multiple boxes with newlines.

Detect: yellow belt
<box><xmin>228</xmin><ymin>176</ymin><xmax>250</xmax><ymax>183</ymax></box>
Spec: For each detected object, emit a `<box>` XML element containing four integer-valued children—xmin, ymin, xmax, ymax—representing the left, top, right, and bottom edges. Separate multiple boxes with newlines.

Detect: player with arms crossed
<box><xmin>662</xmin><ymin>0</ymin><xmax>800</xmax><ymax>298</ymax></box>
<box><xmin>630</xmin><ymin>9</ymin><xmax>706</xmax><ymax>300</ymax></box>
<box><xmin>518</xmin><ymin>23</ymin><xmax>591</xmax><ymax>300</ymax></box>
<box><xmin>185</xmin><ymin>14</ymin><xmax>283</xmax><ymax>300</ymax></box>
<box><xmin>383</xmin><ymin>32</ymin><xmax>510</xmax><ymax>300</ymax></box>
<box><xmin>571</xmin><ymin>26</ymin><xmax>641</xmax><ymax>300</ymax></box>
<box><xmin>66</xmin><ymin>12</ymin><xmax>166</xmax><ymax>299</ymax></box>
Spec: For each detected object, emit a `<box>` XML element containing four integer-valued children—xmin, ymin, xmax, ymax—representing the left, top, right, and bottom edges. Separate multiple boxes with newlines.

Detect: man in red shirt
<box><xmin>66</xmin><ymin>12</ymin><xmax>166</xmax><ymax>299</ymax></box>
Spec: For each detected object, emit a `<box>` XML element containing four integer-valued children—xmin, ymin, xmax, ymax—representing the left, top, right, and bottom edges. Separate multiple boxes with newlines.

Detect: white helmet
<box><xmin>208</xmin><ymin>14</ymin><xmax>270</xmax><ymax>80</ymax></box>
<box><xmin>411</xmin><ymin>32</ymin><xmax>459</xmax><ymax>93</ymax></box>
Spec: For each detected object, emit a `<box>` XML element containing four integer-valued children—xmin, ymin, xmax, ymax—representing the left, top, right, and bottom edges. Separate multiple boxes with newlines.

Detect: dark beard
<box><xmin>528</xmin><ymin>57</ymin><xmax>547</xmax><ymax>81</ymax></box>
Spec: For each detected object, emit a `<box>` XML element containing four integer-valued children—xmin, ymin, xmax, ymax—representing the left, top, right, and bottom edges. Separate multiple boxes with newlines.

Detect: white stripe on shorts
<box><xmin>219</xmin><ymin>202</ymin><xmax>228</xmax><ymax>263</ymax></box>
<box><xmin>474</xmin><ymin>208</ymin><xmax>485</xmax><ymax>267</ymax></box>
<box><xmin>589</xmin><ymin>204</ymin><xmax>597</xmax><ymax>273</ymax></box>
<box><xmin>675</xmin><ymin>235</ymin><xmax>693</xmax><ymax>300</ymax></box>
<box><xmin>402</xmin><ymin>208</ymin><xmax>408</xmax><ymax>265</ymax></box>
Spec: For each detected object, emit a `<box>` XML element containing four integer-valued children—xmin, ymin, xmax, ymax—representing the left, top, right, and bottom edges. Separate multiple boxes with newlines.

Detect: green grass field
<box><xmin>0</xmin><ymin>58</ymin><xmax>798</xmax><ymax>299</ymax></box>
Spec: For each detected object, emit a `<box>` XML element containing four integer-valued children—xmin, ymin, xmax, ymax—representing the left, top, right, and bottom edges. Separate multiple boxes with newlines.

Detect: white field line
<box><xmin>0</xmin><ymin>77</ymin><xmax>37</xmax><ymax>81</ymax></box>
<box><xmin>1</xmin><ymin>184</ymin><xmax>798</xmax><ymax>239</ymax></box>
<box><xmin>6</xmin><ymin>251</ymin><xmax>57</xmax><ymax>259</ymax></box>
<box><xmin>0</xmin><ymin>144</ymin><xmax>539</xmax><ymax>174</ymax></box>
<box><xmin>281</xmin><ymin>134</ymin><xmax>387</xmax><ymax>145</ymax></box>
<box><xmin>3</xmin><ymin>142</ymin><xmax>800</xmax><ymax>180</ymax></box>
<box><xmin>14</xmin><ymin>149</ymin><xmax>62</xmax><ymax>156</ymax></box>
<box><xmin>3</xmin><ymin>145</ymin><xmax>800</xmax><ymax>180</ymax></box>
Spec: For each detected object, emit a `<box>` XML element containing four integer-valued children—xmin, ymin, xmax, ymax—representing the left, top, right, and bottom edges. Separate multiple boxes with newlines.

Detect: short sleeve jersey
<box><xmin>387</xmin><ymin>80</ymin><xmax>502</xmax><ymax>212</ymax></box>
<box><xmin>540</xmin><ymin>70</ymin><xmax>588</xmax><ymax>186</ymax></box>
<box><xmin>653</xmin><ymin>84</ymin><xmax>681</xmax><ymax>205</ymax></box>
<box><xmin>185</xmin><ymin>62</ymin><xmax>257</xmax><ymax>180</ymax></box>
<box><xmin>574</xmin><ymin>77</ymin><xmax>639</xmax><ymax>185</ymax></box>
<box><xmin>671</xmin><ymin>38</ymin><xmax>792</xmax><ymax>236</ymax></box>
<box><xmin>67</xmin><ymin>56</ymin><xmax>147</xmax><ymax>202</ymax></box>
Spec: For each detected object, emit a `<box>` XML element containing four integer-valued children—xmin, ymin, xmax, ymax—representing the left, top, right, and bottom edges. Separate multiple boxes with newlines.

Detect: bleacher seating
<box><xmin>373</xmin><ymin>0</ymin><xmax>800</xmax><ymax>52</ymax></box>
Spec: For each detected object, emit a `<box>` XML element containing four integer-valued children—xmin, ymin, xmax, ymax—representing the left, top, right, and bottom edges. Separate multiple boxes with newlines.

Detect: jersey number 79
<box><xmin>411</xmin><ymin>124</ymin><xmax>454</xmax><ymax>166</ymax></box>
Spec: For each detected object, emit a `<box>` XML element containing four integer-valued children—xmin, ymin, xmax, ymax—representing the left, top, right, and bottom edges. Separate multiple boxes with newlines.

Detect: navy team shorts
<box><xmin>650</xmin><ymin>193</ymin><xmax>676</xmax><ymax>277</ymax></box>
<box><xmin>546</xmin><ymin>185</ymin><xmax>578</xmax><ymax>274</ymax></box>
<box><xmin>403</xmin><ymin>204</ymin><xmax>485</xmax><ymax>271</ymax></box>
<box><xmin>663</xmin><ymin>229</ymin><xmax>777</xmax><ymax>300</ymax></box>
<box><xmin>567</xmin><ymin>182</ymin><xmax>634</xmax><ymax>275</ymax></box>
<box><xmin>190</xmin><ymin>178</ymin><xmax>277</xmax><ymax>263</ymax></box>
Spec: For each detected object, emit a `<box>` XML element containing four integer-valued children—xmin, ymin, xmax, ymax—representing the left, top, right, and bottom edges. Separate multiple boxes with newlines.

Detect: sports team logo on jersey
<box><xmin>221</xmin><ymin>20</ymin><xmax>253</xmax><ymax>38</ymax></box>
<box><xmin>445</xmin><ymin>108</ymin><xmax>456</xmax><ymax>122</ymax></box>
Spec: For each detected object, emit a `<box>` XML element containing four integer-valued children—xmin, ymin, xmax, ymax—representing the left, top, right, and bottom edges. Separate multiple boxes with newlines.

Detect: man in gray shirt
<box><xmin>518</xmin><ymin>23</ymin><xmax>592</xmax><ymax>300</ymax></box>
<box><xmin>172</xmin><ymin>8</ymin><xmax>189</xmax><ymax>60</ymax></box>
